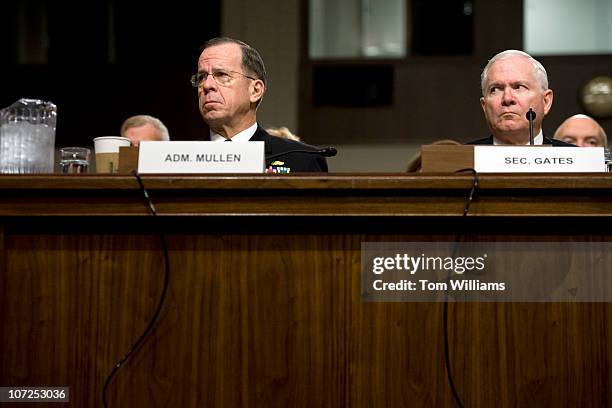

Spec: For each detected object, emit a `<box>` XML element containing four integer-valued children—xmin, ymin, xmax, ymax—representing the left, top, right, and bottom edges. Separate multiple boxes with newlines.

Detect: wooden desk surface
<box><xmin>0</xmin><ymin>173</ymin><xmax>610</xmax><ymax>217</ymax></box>
<box><xmin>0</xmin><ymin>174</ymin><xmax>611</xmax><ymax>407</ymax></box>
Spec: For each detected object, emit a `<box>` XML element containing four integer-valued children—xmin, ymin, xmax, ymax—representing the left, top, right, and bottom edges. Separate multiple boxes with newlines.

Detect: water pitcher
<box><xmin>0</xmin><ymin>98</ymin><xmax>57</xmax><ymax>173</ymax></box>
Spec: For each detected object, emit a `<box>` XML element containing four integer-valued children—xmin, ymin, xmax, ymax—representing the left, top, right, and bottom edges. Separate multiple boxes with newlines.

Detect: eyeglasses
<box><xmin>190</xmin><ymin>69</ymin><xmax>256</xmax><ymax>87</ymax></box>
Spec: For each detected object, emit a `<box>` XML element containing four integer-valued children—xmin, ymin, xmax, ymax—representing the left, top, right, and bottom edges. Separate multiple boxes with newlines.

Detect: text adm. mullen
<box><xmin>163</xmin><ymin>153</ymin><xmax>242</xmax><ymax>163</ymax></box>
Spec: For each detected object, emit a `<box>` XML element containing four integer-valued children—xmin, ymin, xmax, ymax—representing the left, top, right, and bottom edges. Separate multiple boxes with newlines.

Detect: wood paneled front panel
<box><xmin>1</xmin><ymin>233</ymin><xmax>350</xmax><ymax>407</ymax></box>
<box><xmin>0</xmin><ymin>175</ymin><xmax>611</xmax><ymax>407</ymax></box>
<box><xmin>2</xmin><ymin>230</ymin><xmax>611</xmax><ymax>407</ymax></box>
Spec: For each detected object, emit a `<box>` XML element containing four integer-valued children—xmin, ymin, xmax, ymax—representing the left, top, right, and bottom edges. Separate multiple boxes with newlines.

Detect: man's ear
<box><xmin>250</xmin><ymin>80</ymin><xmax>265</xmax><ymax>104</ymax></box>
<box><xmin>543</xmin><ymin>89</ymin><xmax>553</xmax><ymax>116</ymax></box>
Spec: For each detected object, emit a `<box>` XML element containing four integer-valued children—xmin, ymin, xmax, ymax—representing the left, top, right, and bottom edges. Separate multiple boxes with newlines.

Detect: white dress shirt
<box><xmin>493</xmin><ymin>130</ymin><xmax>544</xmax><ymax>145</ymax></box>
<box><xmin>210</xmin><ymin>122</ymin><xmax>258</xmax><ymax>142</ymax></box>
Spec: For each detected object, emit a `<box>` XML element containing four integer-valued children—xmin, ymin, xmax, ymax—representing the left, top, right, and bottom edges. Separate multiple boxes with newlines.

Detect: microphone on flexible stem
<box><xmin>526</xmin><ymin>108</ymin><xmax>536</xmax><ymax>145</ymax></box>
<box><xmin>265</xmin><ymin>147</ymin><xmax>337</xmax><ymax>161</ymax></box>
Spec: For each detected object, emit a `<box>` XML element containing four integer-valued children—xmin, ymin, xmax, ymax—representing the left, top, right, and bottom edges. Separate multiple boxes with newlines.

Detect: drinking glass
<box><xmin>59</xmin><ymin>147</ymin><xmax>90</xmax><ymax>173</ymax></box>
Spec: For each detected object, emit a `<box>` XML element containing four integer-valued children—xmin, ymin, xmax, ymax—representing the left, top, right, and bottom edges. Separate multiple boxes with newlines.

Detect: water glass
<box><xmin>60</xmin><ymin>147</ymin><xmax>90</xmax><ymax>174</ymax></box>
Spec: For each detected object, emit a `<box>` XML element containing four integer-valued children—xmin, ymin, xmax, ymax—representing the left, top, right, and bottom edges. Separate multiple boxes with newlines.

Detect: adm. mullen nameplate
<box><xmin>137</xmin><ymin>141</ymin><xmax>264</xmax><ymax>173</ymax></box>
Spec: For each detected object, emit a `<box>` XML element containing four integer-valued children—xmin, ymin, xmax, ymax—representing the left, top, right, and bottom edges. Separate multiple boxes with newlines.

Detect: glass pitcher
<box><xmin>0</xmin><ymin>98</ymin><xmax>57</xmax><ymax>173</ymax></box>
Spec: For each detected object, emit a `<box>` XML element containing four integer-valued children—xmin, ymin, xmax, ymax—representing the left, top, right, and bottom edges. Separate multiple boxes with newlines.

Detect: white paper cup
<box><xmin>93</xmin><ymin>136</ymin><xmax>131</xmax><ymax>173</ymax></box>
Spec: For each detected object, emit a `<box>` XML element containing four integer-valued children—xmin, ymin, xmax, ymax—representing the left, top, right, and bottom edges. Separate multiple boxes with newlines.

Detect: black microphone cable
<box><xmin>265</xmin><ymin>146</ymin><xmax>337</xmax><ymax>161</ymax></box>
<box><xmin>442</xmin><ymin>168</ymin><xmax>479</xmax><ymax>408</ymax></box>
<box><xmin>456</xmin><ymin>168</ymin><xmax>479</xmax><ymax>217</ymax></box>
<box><xmin>101</xmin><ymin>171</ymin><xmax>171</xmax><ymax>408</ymax></box>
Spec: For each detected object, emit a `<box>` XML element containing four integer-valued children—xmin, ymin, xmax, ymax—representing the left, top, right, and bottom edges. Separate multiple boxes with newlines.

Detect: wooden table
<box><xmin>1</xmin><ymin>174</ymin><xmax>611</xmax><ymax>407</ymax></box>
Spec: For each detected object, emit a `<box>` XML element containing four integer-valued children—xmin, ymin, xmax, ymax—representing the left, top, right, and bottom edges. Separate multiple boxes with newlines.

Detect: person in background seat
<box><xmin>120</xmin><ymin>115</ymin><xmax>170</xmax><ymax>147</ymax></box>
<box><xmin>553</xmin><ymin>114</ymin><xmax>607</xmax><ymax>147</ymax></box>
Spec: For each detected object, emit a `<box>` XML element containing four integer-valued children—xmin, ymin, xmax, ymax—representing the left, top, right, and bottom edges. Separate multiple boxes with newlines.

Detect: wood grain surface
<box><xmin>0</xmin><ymin>174</ymin><xmax>610</xmax><ymax>217</ymax></box>
<box><xmin>0</xmin><ymin>175</ymin><xmax>611</xmax><ymax>407</ymax></box>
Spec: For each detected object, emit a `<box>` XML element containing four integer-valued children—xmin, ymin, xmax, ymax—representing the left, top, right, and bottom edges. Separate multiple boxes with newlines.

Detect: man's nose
<box><xmin>202</xmin><ymin>74</ymin><xmax>217</xmax><ymax>91</ymax></box>
<box><xmin>501</xmin><ymin>88</ymin><xmax>516</xmax><ymax>106</ymax></box>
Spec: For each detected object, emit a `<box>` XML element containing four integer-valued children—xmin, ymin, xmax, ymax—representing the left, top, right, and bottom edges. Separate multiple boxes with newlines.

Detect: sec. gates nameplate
<box><xmin>137</xmin><ymin>141</ymin><xmax>264</xmax><ymax>173</ymax></box>
<box><xmin>474</xmin><ymin>146</ymin><xmax>604</xmax><ymax>173</ymax></box>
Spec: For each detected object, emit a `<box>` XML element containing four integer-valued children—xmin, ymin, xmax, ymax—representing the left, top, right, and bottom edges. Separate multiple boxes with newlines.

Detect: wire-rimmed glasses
<box><xmin>190</xmin><ymin>69</ymin><xmax>256</xmax><ymax>87</ymax></box>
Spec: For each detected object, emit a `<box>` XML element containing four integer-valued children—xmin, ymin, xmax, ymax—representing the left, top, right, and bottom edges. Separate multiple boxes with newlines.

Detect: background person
<box><xmin>120</xmin><ymin>115</ymin><xmax>170</xmax><ymax>147</ymax></box>
<box><xmin>553</xmin><ymin>114</ymin><xmax>608</xmax><ymax>147</ymax></box>
<box><xmin>266</xmin><ymin>126</ymin><xmax>301</xmax><ymax>141</ymax></box>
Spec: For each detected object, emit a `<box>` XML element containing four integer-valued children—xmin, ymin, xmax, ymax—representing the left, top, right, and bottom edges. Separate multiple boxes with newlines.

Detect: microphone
<box><xmin>265</xmin><ymin>147</ymin><xmax>337</xmax><ymax>161</ymax></box>
<box><xmin>526</xmin><ymin>108</ymin><xmax>536</xmax><ymax>145</ymax></box>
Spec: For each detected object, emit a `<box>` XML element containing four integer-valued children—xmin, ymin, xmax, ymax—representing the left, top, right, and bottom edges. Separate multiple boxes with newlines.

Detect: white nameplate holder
<box><xmin>137</xmin><ymin>141</ymin><xmax>264</xmax><ymax>173</ymax></box>
<box><xmin>474</xmin><ymin>146</ymin><xmax>605</xmax><ymax>173</ymax></box>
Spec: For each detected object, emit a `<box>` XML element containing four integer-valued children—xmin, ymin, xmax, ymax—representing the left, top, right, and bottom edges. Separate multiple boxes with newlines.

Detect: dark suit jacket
<box><xmin>466</xmin><ymin>135</ymin><xmax>575</xmax><ymax>146</ymax></box>
<box><xmin>250</xmin><ymin>125</ymin><xmax>329</xmax><ymax>172</ymax></box>
<box><xmin>201</xmin><ymin>125</ymin><xmax>328</xmax><ymax>172</ymax></box>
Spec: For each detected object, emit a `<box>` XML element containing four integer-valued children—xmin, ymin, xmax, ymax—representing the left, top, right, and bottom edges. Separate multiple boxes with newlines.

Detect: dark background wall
<box><xmin>300</xmin><ymin>0</ymin><xmax>612</xmax><ymax>145</ymax></box>
<box><xmin>2</xmin><ymin>0</ymin><xmax>611</xmax><ymax>151</ymax></box>
<box><xmin>0</xmin><ymin>0</ymin><xmax>220</xmax><ymax>145</ymax></box>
